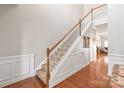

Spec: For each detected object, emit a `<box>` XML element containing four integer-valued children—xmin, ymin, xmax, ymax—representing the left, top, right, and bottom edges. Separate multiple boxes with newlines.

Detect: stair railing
<box><xmin>46</xmin><ymin>4</ymin><xmax>106</xmax><ymax>87</ymax></box>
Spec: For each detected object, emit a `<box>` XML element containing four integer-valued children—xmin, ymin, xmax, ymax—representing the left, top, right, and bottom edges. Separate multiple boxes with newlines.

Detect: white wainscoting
<box><xmin>108</xmin><ymin>54</ymin><xmax>124</xmax><ymax>76</ymax></box>
<box><xmin>0</xmin><ymin>54</ymin><xmax>35</xmax><ymax>87</ymax></box>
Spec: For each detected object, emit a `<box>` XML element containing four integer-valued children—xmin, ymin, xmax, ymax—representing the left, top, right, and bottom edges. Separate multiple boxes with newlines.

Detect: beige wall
<box><xmin>0</xmin><ymin>4</ymin><xmax>84</xmax><ymax>67</ymax></box>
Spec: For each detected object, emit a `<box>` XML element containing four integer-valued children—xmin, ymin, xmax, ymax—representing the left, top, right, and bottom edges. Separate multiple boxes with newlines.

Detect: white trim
<box><xmin>0</xmin><ymin>54</ymin><xmax>35</xmax><ymax>60</ymax></box>
<box><xmin>0</xmin><ymin>54</ymin><xmax>35</xmax><ymax>87</ymax></box>
<box><xmin>108</xmin><ymin>54</ymin><xmax>124</xmax><ymax>57</ymax></box>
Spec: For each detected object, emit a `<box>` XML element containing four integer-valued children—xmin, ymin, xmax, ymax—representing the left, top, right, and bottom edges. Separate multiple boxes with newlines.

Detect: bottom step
<box><xmin>36</xmin><ymin>69</ymin><xmax>47</xmax><ymax>84</ymax></box>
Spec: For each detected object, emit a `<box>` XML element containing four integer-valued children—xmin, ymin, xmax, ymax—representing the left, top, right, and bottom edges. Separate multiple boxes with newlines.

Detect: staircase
<box><xmin>36</xmin><ymin>4</ymin><xmax>106</xmax><ymax>88</ymax></box>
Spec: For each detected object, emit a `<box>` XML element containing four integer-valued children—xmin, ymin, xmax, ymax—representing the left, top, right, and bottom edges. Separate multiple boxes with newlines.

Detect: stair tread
<box><xmin>42</xmin><ymin>64</ymin><xmax>47</xmax><ymax>67</ymax></box>
<box><xmin>42</xmin><ymin>64</ymin><xmax>47</xmax><ymax>71</ymax></box>
<box><xmin>36</xmin><ymin>69</ymin><xmax>47</xmax><ymax>84</ymax></box>
<box><xmin>43</xmin><ymin>63</ymin><xmax>55</xmax><ymax>71</ymax></box>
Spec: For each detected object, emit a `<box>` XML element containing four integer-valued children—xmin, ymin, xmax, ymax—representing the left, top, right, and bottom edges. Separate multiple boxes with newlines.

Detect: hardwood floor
<box><xmin>4</xmin><ymin>76</ymin><xmax>46</xmax><ymax>88</ymax></box>
<box><xmin>55</xmin><ymin>53</ymin><xmax>111</xmax><ymax>88</ymax></box>
<box><xmin>4</xmin><ymin>53</ymin><xmax>119</xmax><ymax>88</ymax></box>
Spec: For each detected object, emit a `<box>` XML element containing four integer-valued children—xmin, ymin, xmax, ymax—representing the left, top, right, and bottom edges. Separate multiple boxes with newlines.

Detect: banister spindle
<box><xmin>46</xmin><ymin>48</ymin><xmax>50</xmax><ymax>88</ymax></box>
<box><xmin>58</xmin><ymin>48</ymin><xmax>60</xmax><ymax>61</ymax></box>
<box><xmin>50</xmin><ymin>55</ymin><xmax>53</xmax><ymax>71</ymax></box>
<box><xmin>79</xmin><ymin>18</ymin><xmax>82</xmax><ymax>36</ymax></box>
<box><xmin>55</xmin><ymin>51</ymin><xmax>58</xmax><ymax>64</ymax></box>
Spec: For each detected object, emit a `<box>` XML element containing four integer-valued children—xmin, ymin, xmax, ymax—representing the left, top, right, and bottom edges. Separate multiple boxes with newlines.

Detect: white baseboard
<box><xmin>49</xmin><ymin>61</ymin><xmax>90</xmax><ymax>87</ymax></box>
<box><xmin>108</xmin><ymin>54</ymin><xmax>124</xmax><ymax>76</ymax></box>
<box><xmin>0</xmin><ymin>54</ymin><xmax>35</xmax><ymax>87</ymax></box>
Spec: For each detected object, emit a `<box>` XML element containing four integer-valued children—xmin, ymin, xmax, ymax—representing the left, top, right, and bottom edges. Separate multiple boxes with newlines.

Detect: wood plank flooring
<box><xmin>4</xmin><ymin>53</ymin><xmax>119</xmax><ymax>88</ymax></box>
<box><xmin>4</xmin><ymin>76</ymin><xmax>46</xmax><ymax>88</ymax></box>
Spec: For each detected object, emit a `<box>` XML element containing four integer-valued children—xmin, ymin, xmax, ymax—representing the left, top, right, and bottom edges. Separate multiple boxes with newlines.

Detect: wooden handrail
<box><xmin>80</xmin><ymin>10</ymin><xmax>91</xmax><ymax>22</ymax></box>
<box><xmin>91</xmin><ymin>9</ymin><xmax>93</xmax><ymax>23</ymax></box>
<box><xmin>93</xmin><ymin>4</ymin><xmax>106</xmax><ymax>11</ymax></box>
<box><xmin>49</xmin><ymin>4</ymin><xmax>106</xmax><ymax>53</ymax></box>
<box><xmin>50</xmin><ymin>21</ymin><xmax>80</xmax><ymax>52</ymax></box>
<box><xmin>81</xmin><ymin>4</ymin><xmax>106</xmax><ymax>21</ymax></box>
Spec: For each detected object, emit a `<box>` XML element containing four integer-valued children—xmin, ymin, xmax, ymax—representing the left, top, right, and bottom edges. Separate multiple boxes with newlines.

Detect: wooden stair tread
<box><xmin>42</xmin><ymin>63</ymin><xmax>53</xmax><ymax>71</ymax></box>
<box><xmin>36</xmin><ymin>69</ymin><xmax>47</xmax><ymax>84</ymax></box>
<box><xmin>42</xmin><ymin>64</ymin><xmax>47</xmax><ymax>72</ymax></box>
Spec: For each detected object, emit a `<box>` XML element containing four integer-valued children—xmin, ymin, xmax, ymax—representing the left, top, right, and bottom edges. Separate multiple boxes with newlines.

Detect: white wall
<box><xmin>108</xmin><ymin>5</ymin><xmax>124</xmax><ymax>55</ymax></box>
<box><xmin>108</xmin><ymin>5</ymin><xmax>124</xmax><ymax>75</ymax></box>
<box><xmin>0</xmin><ymin>4</ymin><xmax>84</xmax><ymax>67</ymax></box>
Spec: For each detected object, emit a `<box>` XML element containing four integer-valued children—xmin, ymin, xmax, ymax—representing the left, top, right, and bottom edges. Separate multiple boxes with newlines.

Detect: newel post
<box><xmin>46</xmin><ymin>48</ymin><xmax>50</xmax><ymax>88</ymax></box>
<box><xmin>79</xmin><ymin>18</ymin><xmax>82</xmax><ymax>36</ymax></box>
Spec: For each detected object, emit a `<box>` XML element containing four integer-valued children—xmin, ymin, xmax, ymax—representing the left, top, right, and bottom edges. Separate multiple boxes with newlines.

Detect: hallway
<box><xmin>5</xmin><ymin>54</ymin><xmax>118</xmax><ymax>88</ymax></box>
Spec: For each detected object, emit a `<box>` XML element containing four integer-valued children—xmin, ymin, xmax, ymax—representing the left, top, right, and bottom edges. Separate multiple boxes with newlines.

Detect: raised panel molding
<box><xmin>0</xmin><ymin>62</ymin><xmax>11</xmax><ymax>82</ymax></box>
<box><xmin>15</xmin><ymin>58</ymin><xmax>30</xmax><ymax>77</ymax></box>
<box><xmin>0</xmin><ymin>54</ymin><xmax>35</xmax><ymax>87</ymax></box>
